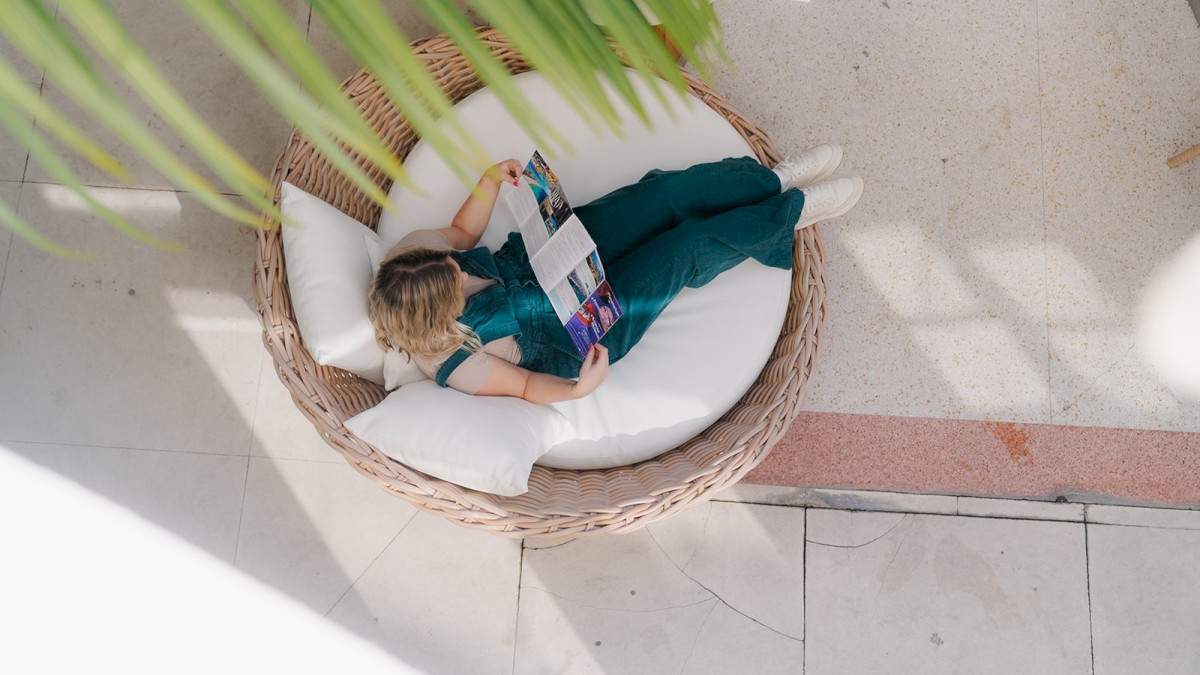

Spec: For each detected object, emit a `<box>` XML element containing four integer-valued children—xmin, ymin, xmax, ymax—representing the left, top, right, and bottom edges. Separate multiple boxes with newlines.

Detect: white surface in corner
<box><xmin>0</xmin><ymin>445</ymin><xmax>415</xmax><ymax>674</ymax></box>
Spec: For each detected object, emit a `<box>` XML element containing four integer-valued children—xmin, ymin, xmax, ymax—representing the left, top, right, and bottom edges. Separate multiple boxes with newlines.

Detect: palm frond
<box><xmin>177</xmin><ymin>0</ymin><xmax>397</xmax><ymax>209</ymax></box>
<box><xmin>56</xmin><ymin>0</ymin><xmax>284</xmax><ymax>225</ymax></box>
<box><xmin>308</xmin><ymin>0</ymin><xmax>489</xmax><ymax>184</ymax></box>
<box><xmin>0</xmin><ymin>58</ymin><xmax>129</xmax><ymax>182</ymax></box>
<box><xmin>0</xmin><ymin>0</ymin><xmax>265</xmax><ymax>229</ymax></box>
<box><xmin>0</xmin><ymin>96</ymin><xmax>180</xmax><ymax>250</ymax></box>
<box><xmin>0</xmin><ymin>0</ymin><xmax>724</xmax><ymax>254</ymax></box>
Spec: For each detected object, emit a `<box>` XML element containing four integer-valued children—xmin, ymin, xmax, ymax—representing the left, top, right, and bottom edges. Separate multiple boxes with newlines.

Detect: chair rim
<box><xmin>251</xmin><ymin>27</ymin><xmax>825</xmax><ymax>539</ymax></box>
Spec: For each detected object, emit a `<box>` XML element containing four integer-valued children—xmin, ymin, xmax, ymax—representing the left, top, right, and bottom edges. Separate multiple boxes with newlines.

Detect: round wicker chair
<box><xmin>252</xmin><ymin>28</ymin><xmax>825</xmax><ymax>539</ymax></box>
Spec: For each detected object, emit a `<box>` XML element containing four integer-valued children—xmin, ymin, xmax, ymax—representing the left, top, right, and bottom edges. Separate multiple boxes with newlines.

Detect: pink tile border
<box><xmin>747</xmin><ymin>412</ymin><xmax>1200</xmax><ymax>508</ymax></box>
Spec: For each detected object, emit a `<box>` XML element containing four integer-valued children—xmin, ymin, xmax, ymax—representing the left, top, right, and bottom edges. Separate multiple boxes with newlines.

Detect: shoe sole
<box><xmin>794</xmin><ymin>144</ymin><xmax>844</xmax><ymax>189</ymax></box>
<box><xmin>796</xmin><ymin>177</ymin><xmax>863</xmax><ymax>229</ymax></box>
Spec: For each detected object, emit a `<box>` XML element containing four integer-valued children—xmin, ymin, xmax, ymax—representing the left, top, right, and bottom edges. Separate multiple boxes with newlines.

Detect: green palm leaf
<box><xmin>176</xmin><ymin>0</ymin><xmax>396</xmax><ymax>209</ymax></box>
<box><xmin>0</xmin><ymin>95</ymin><xmax>180</xmax><ymax>251</ymax></box>
<box><xmin>308</xmin><ymin>0</ymin><xmax>488</xmax><ymax>184</ymax></box>
<box><xmin>639</xmin><ymin>0</ymin><xmax>727</xmax><ymax>80</ymax></box>
<box><xmin>542</xmin><ymin>0</ymin><xmax>649</xmax><ymax>131</ymax></box>
<box><xmin>467</xmin><ymin>0</ymin><xmax>628</xmax><ymax>130</ymax></box>
<box><xmin>0</xmin><ymin>0</ymin><xmax>265</xmax><ymax>229</ymax></box>
<box><xmin>409</xmin><ymin>0</ymin><xmax>572</xmax><ymax>154</ymax></box>
<box><xmin>55</xmin><ymin>0</ymin><xmax>284</xmax><ymax>225</ymax></box>
<box><xmin>231</xmin><ymin>0</ymin><xmax>435</xmax><ymax>188</ymax></box>
<box><xmin>0</xmin><ymin>0</ymin><xmax>724</xmax><ymax>254</ymax></box>
<box><xmin>575</xmin><ymin>0</ymin><xmax>685</xmax><ymax>113</ymax></box>
<box><xmin>0</xmin><ymin>193</ymin><xmax>91</xmax><ymax>260</ymax></box>
<box><xmin>0</xmin><ymin>59</ymin><xmax>129</xmax><ymax>182</ymax></box>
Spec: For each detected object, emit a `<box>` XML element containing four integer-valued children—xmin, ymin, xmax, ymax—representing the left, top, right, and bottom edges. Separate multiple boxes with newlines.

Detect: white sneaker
<box><xmin>774</xmin><ymin>144</ymin><xmax>843</xmax><ymax>190</ymax></box>
<box><xmin>796</xmin><ymin>176</ymin><xmax>863</xmax><ymax>229</ymax></box>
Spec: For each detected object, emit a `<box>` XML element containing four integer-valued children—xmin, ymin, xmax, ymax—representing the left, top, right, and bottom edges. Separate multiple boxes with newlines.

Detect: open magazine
<box><xmin>502</xmin><ymin>151</ymin><xmax>623</xmax><ymax>357</ymax></box>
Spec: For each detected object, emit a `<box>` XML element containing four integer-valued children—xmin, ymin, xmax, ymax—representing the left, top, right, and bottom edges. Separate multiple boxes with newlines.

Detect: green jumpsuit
<box><xmin>437</xmin><ymin>156</ymin><xmax>805</xmax><ymax>384</ymax></box>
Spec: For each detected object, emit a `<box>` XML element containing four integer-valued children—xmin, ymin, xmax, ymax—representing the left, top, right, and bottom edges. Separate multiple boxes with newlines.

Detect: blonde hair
<box><xmin>368</xmin><ymin>248</ymin><xmax>482</xmax><ymax>361</ymax></box>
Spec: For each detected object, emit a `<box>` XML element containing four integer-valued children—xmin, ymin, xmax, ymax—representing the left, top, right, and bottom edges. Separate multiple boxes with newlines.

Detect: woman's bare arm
<box><xmin>439</xmin><ymin>159</ymin><xmax>523</xmax><ymax>250</ymax></box>
<box><xmin>472</xmin><ymin>345</ymin><xmax>609</xmax><ymax>404</ymax></box>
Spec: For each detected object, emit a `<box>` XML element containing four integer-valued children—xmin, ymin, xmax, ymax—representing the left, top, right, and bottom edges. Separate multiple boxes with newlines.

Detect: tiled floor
<box><xmin>3</xmin><ymin>0</ymin><xmax>1200</xmax><ymax>672</ymax></box>
<box><xmin>715</xmin><ymin>0</ymin><xmax>1200</xmax><ymax>507</ymax></box>
<box><xmin>805</xmin><ymin>509</ymin><xmax>1091</xmax><ymax>673</ymax></box>
<box><xmin>716</xmin><ymin>0</ymin><xmax>1200</xmax><ymax>431</ymax></box>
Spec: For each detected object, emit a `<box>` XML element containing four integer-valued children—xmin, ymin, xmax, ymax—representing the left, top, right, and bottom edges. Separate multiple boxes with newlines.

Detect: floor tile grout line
<box><xmin>17</xmin><ymin>7</ymin><xmax>52</xmax><ymax>186</ymax></box>
<box><xmin>1084</xmin><ymin>517</ymin><xmax>1096</xmax><ymax>674</ymax></box>
<box><xmin>244</xmin><ymin>351</ymin><xmax>267</xmax><ymax>457</ymax></box>
<box><xmin>802</xmin><ymin>507</ymin><xmax>808</xmax><ymax>675</ymax></box>
<box><xmin>1033</xmin><ymin>0</ymin><xmax>1054</xmax><ymax>424</ymax></box>
<box><xmin>0</xmin><ymin>183</ymin><xmax>22</xmax><ymax>300</ymax></box>
<box><xmin>719</xmin><ymin>497</ymin><xmax>1080</xmax><ymax>518</ymax></box>
<box><xmin>251</xmin><ymin>454</ymin><xmax>344</xmax><ymax>465</ymax></box>
<box><xmin>723</xmin><ymin>499</ymin><xmax>1081</xmax><ymax>524</ymax></box>
<box><xmin>21</xmin><ymin>67</ymin><xmax>47</xmax><ymax>184</ymax></box>
<box><xmin>718</xmin><ymin>492</ymin><xmax>1200</xmax><ymax>515</ymax></box>
<box><xmin>512</xmin><ymin>540</ymin><xmax>524</xmax><ymax>675</ymax></box>
<box><xmin>0</xmin><ymin>436</ymin><xmax>344</xmax><ymax>464</ymax></box>
<box><xmin>17</xmin><ymin>178</ymin><xmax>247</xmax><ymax>198</ymax></box>
<box><xmin>0</xmin><ymin>436</ymin><xmax>300</xmax><ymax>460</ymax></box>
<box><xmin>323</xmin><ymin>511</ymin><xmax>417</xmax><ymax>617</ymax></box>
<box><xmin>1078</xmin><ymin>521</ymin><xmax>1200</xmax><ymax>533</ymax></box>
<box><xmin>232</xmin><ymin>352</ymin><xmax>269</xmax><ymax>566</ymax></box>
<box><xmin>231</xmin><ymin>455</ymin><xmax>251</xmax><ymax>566</ymax></box>
<box><xmin>718</xmin><ymin>497</ymin><xmax>1200</xmax><ymax>532</ymax></box>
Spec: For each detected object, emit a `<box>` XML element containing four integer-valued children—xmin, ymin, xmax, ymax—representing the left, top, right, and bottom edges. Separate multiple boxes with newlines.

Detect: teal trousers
<box><xmin>574</xmin><ymin>156</ymin><xmax>805</xmax><ymax>363</ymax></box>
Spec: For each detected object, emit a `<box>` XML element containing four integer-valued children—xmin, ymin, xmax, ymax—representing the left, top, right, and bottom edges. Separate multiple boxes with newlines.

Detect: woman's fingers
<box><xmin>587</xmin><ymin>346</ymin><xmax>609</xmax><ymax>378</ymax></box>
<box><xmin>492</xmin><ymin>159</ymin><xmax>521</xmax><ymax>185</ymax></box>
<box><xmin>485</xmin><ymin>159</ymin><xmax>521</xmax><ymax>186</ymax></box>
<box><xmin>575</xmin><ymin>344</ymin><xmax>610</xmax><ymax>396</ymax></box>
<box><xmin>583</xmin><ymin>344</ymin><xmax>605</xmax><ymax>365</ymax></box>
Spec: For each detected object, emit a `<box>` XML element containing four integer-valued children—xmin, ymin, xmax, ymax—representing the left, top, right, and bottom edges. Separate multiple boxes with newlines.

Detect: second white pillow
<box><xmin>280</xmin><ymin>181</ymin><xmax>389</xmax><ymax>384</ymax></box>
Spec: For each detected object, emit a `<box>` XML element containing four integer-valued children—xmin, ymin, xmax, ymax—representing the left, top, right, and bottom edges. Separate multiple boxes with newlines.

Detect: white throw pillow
<box><xmin>345</xmin><ymin>381</ymin><xmax>573</xmax><ymax>496</ymax></box>
<box><xmin>280</xmin><ymin>181</ymin><xmax>390</xmax><ymax>384</ymax></box>
<box><xmin>382</xmin><ymin>348</ymin><xmax>426</xmax><ymax>390</ymax></box>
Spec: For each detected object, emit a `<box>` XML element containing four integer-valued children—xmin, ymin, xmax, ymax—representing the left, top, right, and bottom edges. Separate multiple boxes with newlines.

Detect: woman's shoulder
<box><xmin>384</xmin><ymin>229</ymin><xmax>454</xmax><ymax>259</ymax></box>
<box><xmin>415</xmin><ymin>338</ymin><xmax>521</xmax><ymax>394</ymax></box>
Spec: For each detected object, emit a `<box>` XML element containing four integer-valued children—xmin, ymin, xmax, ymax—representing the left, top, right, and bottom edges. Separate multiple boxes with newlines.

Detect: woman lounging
<box><xmin>368</xmin><ymin>146</ymin><xmax>863</xmax><ymax>404</ymax></box>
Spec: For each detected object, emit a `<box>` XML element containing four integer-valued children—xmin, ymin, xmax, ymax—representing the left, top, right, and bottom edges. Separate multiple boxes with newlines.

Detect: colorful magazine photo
<box><xmin>502</xmin><ymin>151</ymin><xmax>624</xmax><ymax>357</ymax></box>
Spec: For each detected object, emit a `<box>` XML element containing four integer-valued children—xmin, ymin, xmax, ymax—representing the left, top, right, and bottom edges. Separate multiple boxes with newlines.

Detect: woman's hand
<box><xmin>572</xmin><ymin>344</ymin><xmax>610</xmax><ymax>398</ymax></box>
<box><xmin>487</xmin><ymin>158</ymin><xmax>524</xmax><ymax>187</ymax></box>
<box><xmin>443</xmin><ymin>158</ymin><xmax>524</xmax><ymax>250</ymax></box>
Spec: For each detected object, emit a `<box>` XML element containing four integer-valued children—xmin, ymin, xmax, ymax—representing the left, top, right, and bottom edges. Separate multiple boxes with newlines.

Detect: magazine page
<box><xmin>527</xmin><ymin>215</ymin><xmax>598</xmax><ymax>292</ymax></box>
<box><xmin>503</xmin><ymin>180</ymin><xmax>550</xmax><ymax>254</ymax></box>
<box><xmin>563</xmin><ymin>280</ymin><xmax>622</xmax><ymax>358</ymax></box>
<box><xmin>504</xmin><ymin>150</ymin><xmax>624</xmax><ymax>357</ymax></box>
<box><xmin>525</xmin><ymin>151</ymin><xmax>572</xmax><ymax>236</ymax></box>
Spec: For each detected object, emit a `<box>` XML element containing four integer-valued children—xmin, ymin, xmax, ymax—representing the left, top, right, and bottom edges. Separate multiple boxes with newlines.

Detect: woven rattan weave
<box><xmin>252</xmin><ymin>28</ymin><xmax>825</xmax><ymax>538</ymax></box>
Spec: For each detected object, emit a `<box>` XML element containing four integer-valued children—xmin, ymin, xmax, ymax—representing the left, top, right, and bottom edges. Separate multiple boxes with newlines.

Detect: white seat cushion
<box><xmin>373</xmin><ymin>69</ymin><xmax>791</xmax><ymax>472</ymax></box>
